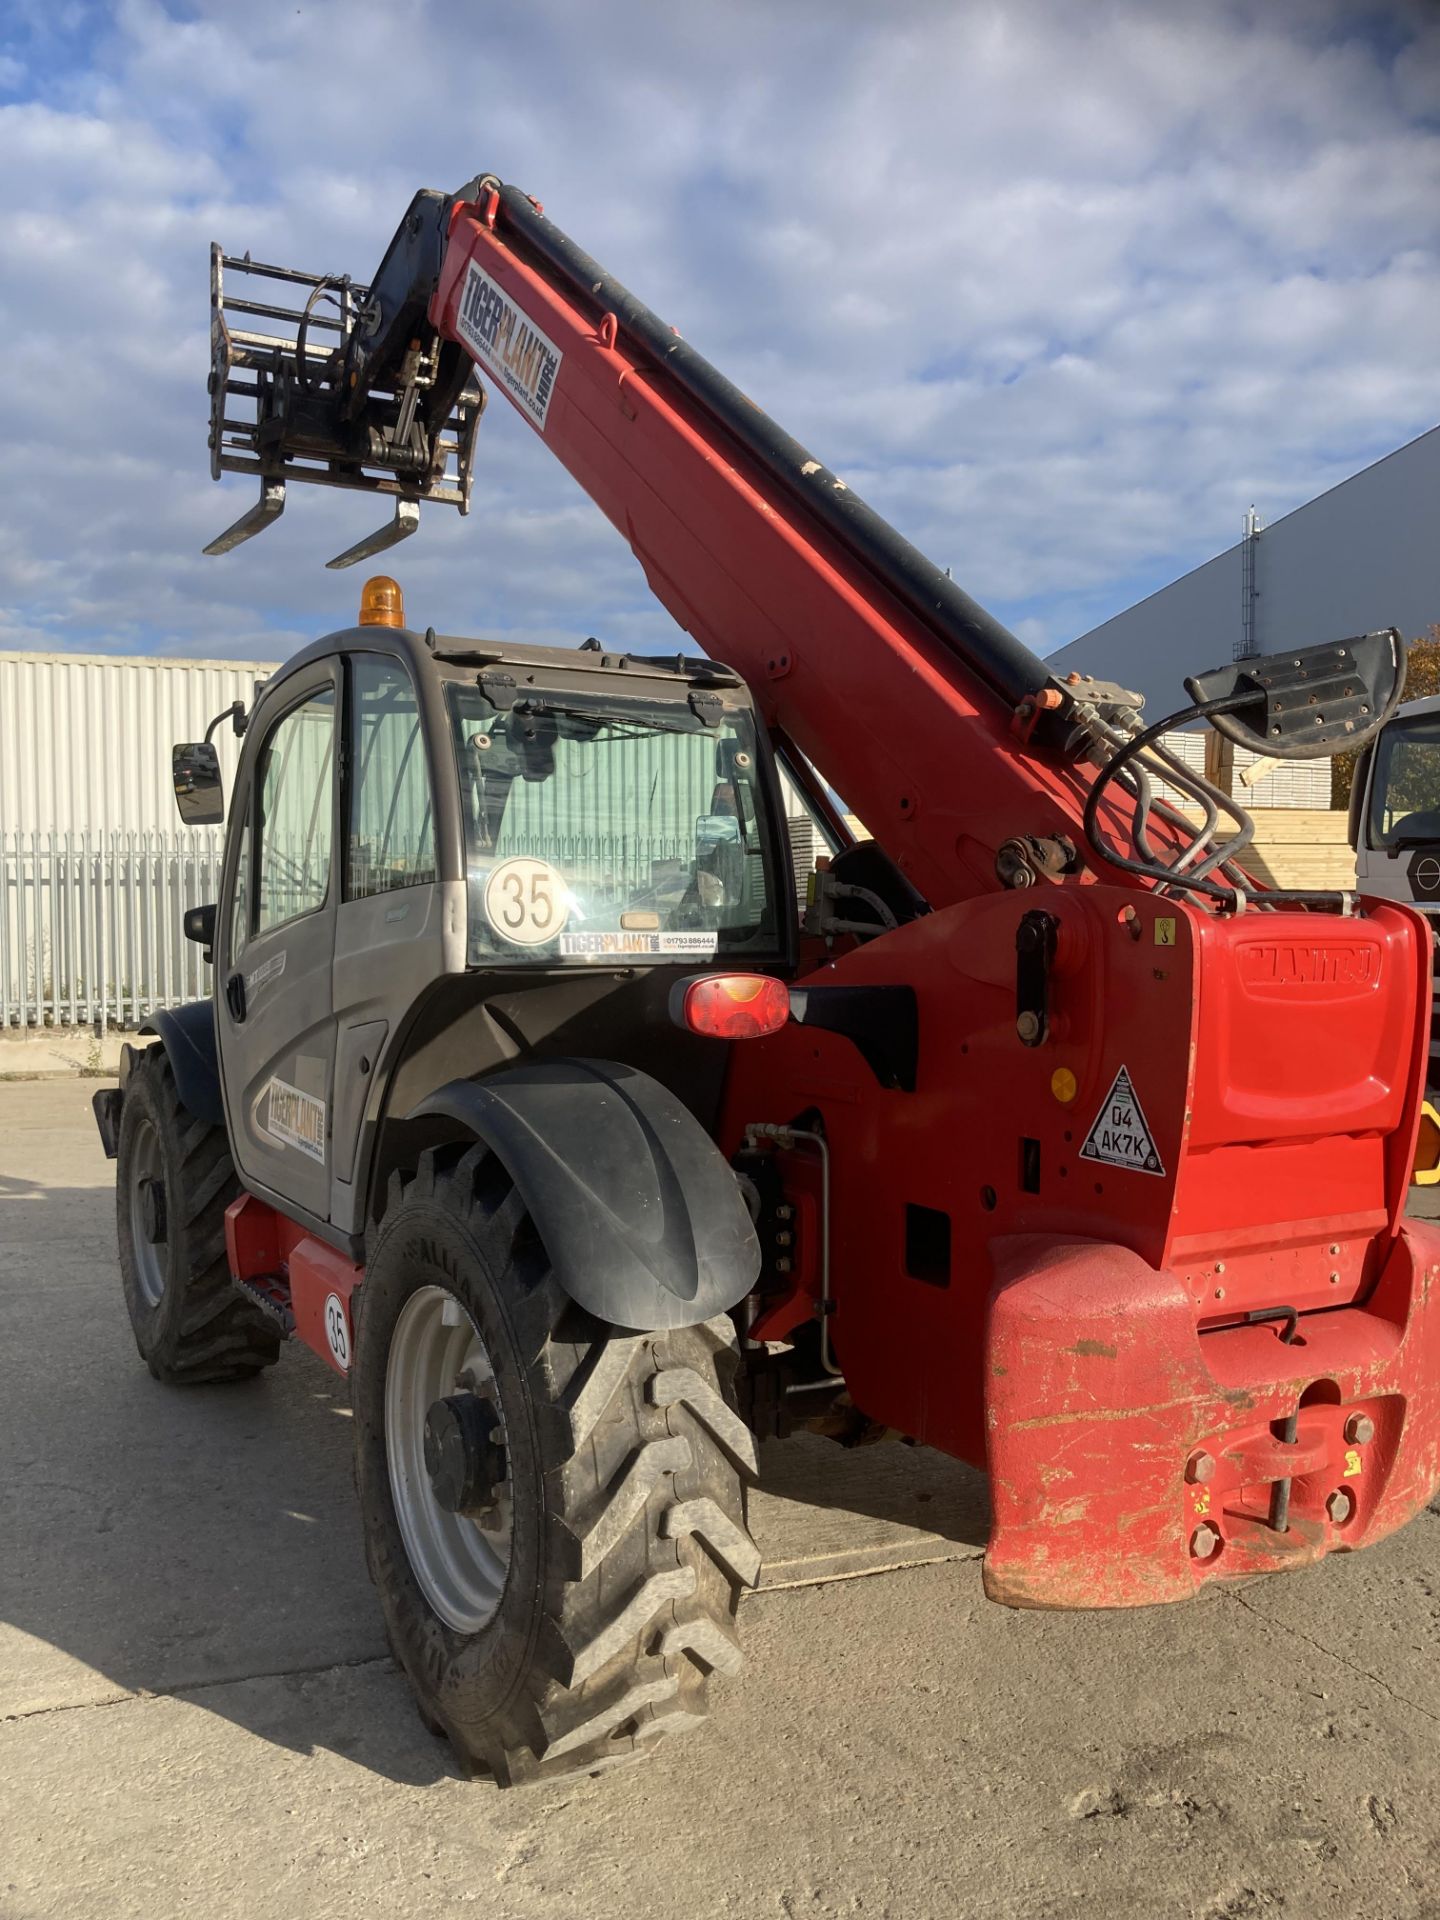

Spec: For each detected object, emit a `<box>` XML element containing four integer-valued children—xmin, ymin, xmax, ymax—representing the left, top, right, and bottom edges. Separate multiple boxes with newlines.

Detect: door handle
<box><xmin>225</xmin><ymin>971</ymin><xmax>247</xmax><ymax>1023</ymax></box>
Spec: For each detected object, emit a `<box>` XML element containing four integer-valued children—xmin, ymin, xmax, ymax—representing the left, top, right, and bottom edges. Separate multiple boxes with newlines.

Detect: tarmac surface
<box><xmin>4</xmin><ymin>1075</ymin><xmax>1440</xmax><ymax>1919</ymax></box>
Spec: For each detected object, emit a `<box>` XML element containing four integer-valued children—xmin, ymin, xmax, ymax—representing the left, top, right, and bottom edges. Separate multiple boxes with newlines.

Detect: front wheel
<box><xmin>352</xmin><ymin>1143</ymin><xmax>761</xmax><ymax>1785</ymax></box>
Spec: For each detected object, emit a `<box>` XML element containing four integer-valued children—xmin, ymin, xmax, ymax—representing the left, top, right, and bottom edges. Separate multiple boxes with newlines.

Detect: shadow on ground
<box><xmin>1</xmin><ymin>1107</ymin><xmax>986</xmax><ymax>1784</ymax></box>
<box><xmin>0</xmin><ymin>1150</ymin><xmax>458</xmax><ymax>1786</ymax></box>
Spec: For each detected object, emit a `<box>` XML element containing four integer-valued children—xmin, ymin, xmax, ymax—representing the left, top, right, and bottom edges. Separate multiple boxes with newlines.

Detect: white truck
<box><xmin>1350</xmin><ymin>694</ymin><xmax>1440</xmax><ymax>1081</ymax></box>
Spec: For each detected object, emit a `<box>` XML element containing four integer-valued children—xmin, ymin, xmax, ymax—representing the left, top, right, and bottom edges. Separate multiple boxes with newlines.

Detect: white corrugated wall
<box><xmin>0</xmin><ymin>652</ymin><xmax>281</xmax><ymax>841</ymax></box>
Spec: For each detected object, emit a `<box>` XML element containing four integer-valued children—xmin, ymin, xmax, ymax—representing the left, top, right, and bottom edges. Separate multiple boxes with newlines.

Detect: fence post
<box><xmin>45</xmin><ymin>828</ymin><xmax>57</xmax><ymax>1027</ymax></box>
<box><xmin>0</xmin><ymin>832</ymin><xmax>9</xmax><ymax>1031</ymax></box>
<box><xmin>18</xmin><ymin>830</ymin><xmax>31</xmax><ymax>1029</ymax></box>
<box><xmin>78</xmin><ymin>831</ymin><xmax>91</xmax><ymax>1028</ymax></box>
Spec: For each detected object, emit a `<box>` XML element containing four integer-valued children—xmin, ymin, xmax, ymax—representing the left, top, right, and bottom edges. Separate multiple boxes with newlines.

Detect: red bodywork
<box><xmin>722</xmin><ymin>887</ymin><xmax>1440</xmax><ymax>1602</ymax></box>
<box><xmin>226</xmin><ymin>1194</ymin><xmax>361</xmax><ymax>1379</ymax></box>
<box><xmin>231</xmin><ymin>183</ymin><xmax>1440</xmax><ymax>1609</ymax></box>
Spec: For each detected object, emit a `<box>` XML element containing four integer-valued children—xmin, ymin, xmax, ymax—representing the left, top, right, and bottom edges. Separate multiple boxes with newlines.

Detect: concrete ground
<box><xmin>0</xmin><ymin>1029</ymin><xmax>128</xmax><ymax>1081</ymax></box>
<box><xmin>3</xmin><ymin>1079</ymin><xmax>1440</xmax><ymax>1920</ymax></box>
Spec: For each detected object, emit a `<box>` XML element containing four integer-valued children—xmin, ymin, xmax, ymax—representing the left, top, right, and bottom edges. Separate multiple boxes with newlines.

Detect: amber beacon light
<box><xmin>359</xmin><ymin>575</ymin><xmax>405</xmax><ymax>628</ymax></box>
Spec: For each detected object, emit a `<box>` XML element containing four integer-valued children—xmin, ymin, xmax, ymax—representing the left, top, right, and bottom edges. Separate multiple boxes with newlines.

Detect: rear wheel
<box><xmin>115</xmin><ymin>1046</ymin><xmax>281</xmax><ymax>1384</ymax></box>
<box><xmin>353</xmin><ymin>1143</ymin><xmax>761</xmax><ymax>1784</ymax></box>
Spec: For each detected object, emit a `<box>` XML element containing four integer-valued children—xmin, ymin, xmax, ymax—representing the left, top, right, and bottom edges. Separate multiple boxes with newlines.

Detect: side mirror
<box><xmin>183</xmin><ymin>903</ymin><xmax>217</xmax><ymax>965</ymax></box>
<box><xmin>172</xmin><ymin>742</ymin><xmax>224</xmax><ymax>825</ymax></box>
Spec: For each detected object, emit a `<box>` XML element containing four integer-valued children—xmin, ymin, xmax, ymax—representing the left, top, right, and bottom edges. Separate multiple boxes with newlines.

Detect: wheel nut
<box><xmin>1326</xmin><ymin>1488</ymin><xmax>1355</xmax><ymax>1526</ymax></box>
<box><xmin>1344</xmin><ymin>1413</ymin><xmax>1375</xmax><ymax>1446</ymax></box>
<box><xmin>1190</xmin><ymin>1521</ymin><xmax>1222</xmax><ymax>1561</ymax></box>
<box><xmin>1184</xmin><ymin>1449</ymin><xmax>1217</xmax><ymax>1485</ymax></box>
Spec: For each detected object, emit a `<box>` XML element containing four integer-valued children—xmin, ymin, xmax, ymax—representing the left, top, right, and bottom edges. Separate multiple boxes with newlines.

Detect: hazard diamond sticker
<box><xmin>1079</xmin><ymin>1066</ymin><xmax>1165</xmax><ymax>1177</ymax></box>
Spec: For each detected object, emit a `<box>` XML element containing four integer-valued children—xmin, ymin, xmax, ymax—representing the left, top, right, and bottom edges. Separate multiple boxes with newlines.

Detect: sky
<box><xmin>0</xmin><ymin>0</ymin><xmax>1437</xmax><ymax>668</ymax></box>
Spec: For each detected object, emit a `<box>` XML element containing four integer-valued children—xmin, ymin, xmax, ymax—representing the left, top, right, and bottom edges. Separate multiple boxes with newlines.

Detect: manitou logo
<box><xmin>1241</xmin><ymin>944</ymin><xmax>1376</xmax><ymax>987</ymax></box>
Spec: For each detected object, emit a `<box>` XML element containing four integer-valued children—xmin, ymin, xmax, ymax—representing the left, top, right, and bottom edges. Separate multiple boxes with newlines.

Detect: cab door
<box><xmin>330</xmin><ymin>648</ymin><xmax>457</xmax><ymax>1234</ymax></box>
<box><xmin>215</xmin><ymin>660</ymin><xmax>340</xmax><ymax>1224</ymax></box>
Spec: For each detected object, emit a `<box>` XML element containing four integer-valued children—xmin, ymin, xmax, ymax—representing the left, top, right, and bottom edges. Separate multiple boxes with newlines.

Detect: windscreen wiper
<box><xmin>503</xmin><ymin>695</ymin><xmax>715</xmax><ymax>738</ymax></box>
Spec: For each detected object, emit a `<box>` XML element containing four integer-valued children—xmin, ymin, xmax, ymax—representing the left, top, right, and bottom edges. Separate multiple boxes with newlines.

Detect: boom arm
<box><xmin>206</xmin><ymin>176</ymin><xmax>1151</xmax><ymax>908</ymax></box>
<box><xmin>205</xmin><ymin>177</ymin><xmax>1398</xmax><ymax>909</ymax></box>
<box><xmin>429</xmin><ymin>182</ymin><xmax>1088</xmax><ymax>912</ymax></box>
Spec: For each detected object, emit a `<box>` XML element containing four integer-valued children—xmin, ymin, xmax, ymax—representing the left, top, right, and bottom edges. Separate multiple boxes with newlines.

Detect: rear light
<box><xmin>671</xmin><ymin>973</ymin><xmax>791</xmax><ymax>1040</ymax></box>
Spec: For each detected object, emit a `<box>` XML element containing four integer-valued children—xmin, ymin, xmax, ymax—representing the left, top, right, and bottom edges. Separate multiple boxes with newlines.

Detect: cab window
<box><xmin>347</xmin><ymin>657</ymin><xmax>436</xmax><ymax>897</ymax></box>
<box><xmin>228</xmin><ymin>817</ymin><xmax>251</xmax><ymax>960</ymax></box>
<box><xmin>1368</xmin><ymin>713</ymin><xmax>1440</xmax><ymax>850</ymax></box>
<box><xmin>447</xmin><ymin>685</ymin><xmax>784</xmax><ymax>966</ymax></box>
<box><xmin>256</xmin><ymin>688</ymin><xmax>335</xmax><ymax>935</ymax></box>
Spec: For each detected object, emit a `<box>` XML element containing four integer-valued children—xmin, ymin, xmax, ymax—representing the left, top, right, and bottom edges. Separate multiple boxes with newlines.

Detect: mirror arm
<box><xmin>204</xmin><ymin>700</ymin><xmax>248</xmax><ymax>744</ymax></box>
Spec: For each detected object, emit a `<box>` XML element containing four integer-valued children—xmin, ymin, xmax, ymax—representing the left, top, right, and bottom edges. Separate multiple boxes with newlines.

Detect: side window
<box><xmin>229</xmin><ymin>816</ymin><xmax>251</xmax><ymax>961</ymax></box>
<box><xmin>347</xmin><ymin>656</ymin><xmax>436</xmax><ymax>898</ymax></box>
<box><xmin>256</xmin><ymin>687</ymin><xmax>335</xmax><ymax>935</ymax></box>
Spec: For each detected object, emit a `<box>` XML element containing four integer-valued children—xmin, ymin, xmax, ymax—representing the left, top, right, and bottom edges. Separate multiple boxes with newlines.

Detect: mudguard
<box><xmin>408</xmin><ymin>1058</ymin><xmax>760</xmax><ymax>1331</ymax></box>
<box><xmin>137</xmin><ymin>1000</ymin><xmax>224</xmax><ymax>1129</ymax></box>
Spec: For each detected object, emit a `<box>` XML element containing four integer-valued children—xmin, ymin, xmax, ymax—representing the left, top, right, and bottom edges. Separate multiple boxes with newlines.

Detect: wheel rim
<box><xmin>385</xmin><ymin>1285</ymin><xmax>513</xmax><ymax>1632</ymax></box>
<box><xmin>127</xmin><ymin>1116</ymin><xmax>167</xmax><ymax>1309</ymax></box>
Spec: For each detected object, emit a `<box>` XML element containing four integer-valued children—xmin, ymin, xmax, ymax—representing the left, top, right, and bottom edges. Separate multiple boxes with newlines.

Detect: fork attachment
<box><xmin>206</xmin><ymin>191</ymin><xmax>483</xmax><ymax>564</ymax></box>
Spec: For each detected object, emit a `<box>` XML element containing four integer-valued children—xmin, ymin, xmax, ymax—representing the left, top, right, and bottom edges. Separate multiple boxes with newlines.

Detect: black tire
<box><xmin>353</xmin><ymin>1143</ymin><xmax>761</xmax><ymax>1785</ymax></box>
<box><xmin>115</xmin><ymin>1045</ymin><xmax>282</xmax><ymax>1384</ymax></box>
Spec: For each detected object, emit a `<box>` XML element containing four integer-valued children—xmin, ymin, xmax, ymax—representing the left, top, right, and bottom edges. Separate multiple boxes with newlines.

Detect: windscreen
<box><xmin>1368</xmin><ymin>713</ymin><xmax>1440</xmax><ymax>850</ymax></box>
<box><xmin>447</xmin><ymin>685</ymin><xmax>783</xmax><ymax>966</ymax></box>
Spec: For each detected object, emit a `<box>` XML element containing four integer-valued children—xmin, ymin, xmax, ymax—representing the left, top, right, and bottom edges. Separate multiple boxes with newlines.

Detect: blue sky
<box><xmin>0</xmin><ymin>0</ymin><xmax>1437</xmax><ymax>667</ymax></box>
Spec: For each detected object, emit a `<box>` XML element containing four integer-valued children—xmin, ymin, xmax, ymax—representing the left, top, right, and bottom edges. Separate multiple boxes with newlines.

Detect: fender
<box><xmin>92</xmin><ymin>1000</ymin><xmax>223</xmax><ymax>1159</ymax></box>
<box><xmin>409</xmin><ymin>1057</ymin><xmax>760</xmax><ymax>1332</ymax></box>
<box><xmin>139</xmin><ymin>1000</ymin><xmax>224</xmax><ymax>1129</ymax></box>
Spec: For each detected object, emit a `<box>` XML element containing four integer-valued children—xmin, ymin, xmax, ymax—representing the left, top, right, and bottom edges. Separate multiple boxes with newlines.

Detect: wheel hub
<box><xmin>384</xmin><ymin>1285</ymin><xmax>514</xmax><ymax>1633</ymax></box>
<box><xmin>423</xmin><ymin>1393</ymin><xmax>508</xmax><ymax>1518</ymax></box>
<box><xmin>126</xmin><ymin>1115</ymin><xmax>169</xmax><ymax>1310</ymax></box>
<box><xmin>137</xmin><ymin>1175</ymin><xmax>168</xmax><ymax>1246</ymax></box>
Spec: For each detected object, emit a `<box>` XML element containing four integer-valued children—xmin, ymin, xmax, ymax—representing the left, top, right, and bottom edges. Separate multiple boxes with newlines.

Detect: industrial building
<box><xmin>1050</xmin><ymin>424</ymin><xmax>1440</xmax><ymax>723</ymax></box>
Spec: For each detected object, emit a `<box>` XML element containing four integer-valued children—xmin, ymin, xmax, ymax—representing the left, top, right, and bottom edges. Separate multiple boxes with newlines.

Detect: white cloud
<box><xmin>0</xmin><ymin>0</ymin><xmax>1435</xmax><ymax>675</ymax></box>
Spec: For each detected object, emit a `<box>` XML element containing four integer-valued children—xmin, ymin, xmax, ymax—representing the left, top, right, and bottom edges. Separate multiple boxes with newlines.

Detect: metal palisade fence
<box><xmin>0</xmin><ymin>829</ymin><xmax>224</xmax><ymax>1032</ymax></box>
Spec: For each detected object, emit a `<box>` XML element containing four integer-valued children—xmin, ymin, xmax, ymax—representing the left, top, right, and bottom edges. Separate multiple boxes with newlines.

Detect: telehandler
<box><xmin>95</xmin><ymin>174</ymin><xmax>1440</xmax><ymax>1784</ymax></box>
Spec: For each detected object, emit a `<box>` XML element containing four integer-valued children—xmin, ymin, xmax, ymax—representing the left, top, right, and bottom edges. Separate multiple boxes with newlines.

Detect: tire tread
<box><xmin>117</xmin><ymin>1045</ymin><xmax>280</xmax><ymax>1384</ymax></box>
<box><xmin>365</xmin><ymin>1148</ymin><xmax>760</xmax><ymax>1784</ymax></box>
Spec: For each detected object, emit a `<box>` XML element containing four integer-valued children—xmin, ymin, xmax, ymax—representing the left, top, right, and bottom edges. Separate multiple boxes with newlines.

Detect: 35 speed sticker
<box><xmin>323</xmin><ymin>1293</ymin><xmax>351</xmax><ymax>1373</ymax></box>
<box><xmin>483</xmin><ymin>856</ymin><xmax>568</xmax><ymax>947</ymax></box>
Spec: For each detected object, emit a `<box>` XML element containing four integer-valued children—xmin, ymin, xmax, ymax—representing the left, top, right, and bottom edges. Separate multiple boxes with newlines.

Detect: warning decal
<box><xmin>1078</xmin><ymin>1066</ymin><xmax>1165</xmax><ymax>1177</ymax></box>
